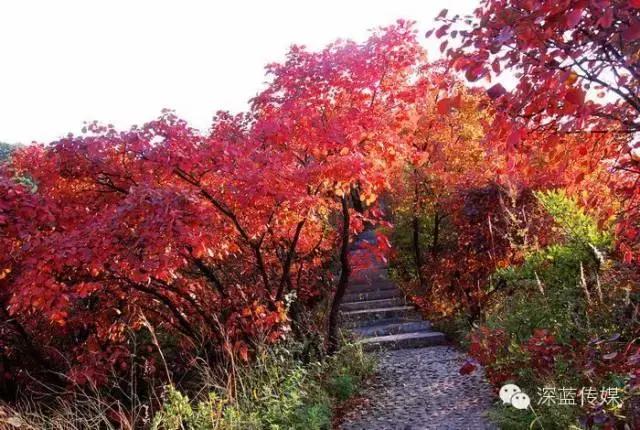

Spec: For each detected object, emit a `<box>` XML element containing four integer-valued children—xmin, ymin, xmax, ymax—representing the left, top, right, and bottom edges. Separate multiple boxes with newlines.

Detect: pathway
<box><xmin>338</xmin><ymin>230</ymin><xmax>496</xmax><ymax>430</ymax></box>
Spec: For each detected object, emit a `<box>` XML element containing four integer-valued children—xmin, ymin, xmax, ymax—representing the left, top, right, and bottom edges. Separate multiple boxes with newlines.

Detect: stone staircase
<box><xmin>340</xmin><ymin>230</ymin><xmax>446</xmax><ymax>351</ymax></box>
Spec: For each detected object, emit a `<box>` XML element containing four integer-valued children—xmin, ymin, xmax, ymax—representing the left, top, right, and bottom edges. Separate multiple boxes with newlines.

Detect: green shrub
<box><xmin>149</xmin><ymin>341</ymin><xmax>374</xmax><ymax>430</ymax></box>
<box><xmin>535</xmin><ymin>189</ymin><xmax>612</xmax><ymax>249</ymax></box>
<box><xmin>328</xmin><ymin>375</ymin><xmax>355</xmax><ymax>401</ymax></box>
<box><xmin>481</xmin><ymin>191</ymin><xmax>631</xmax><ymax>428</ymax></box>
<box><xmin>0</xmin><ymin>340</ymin><xmax>373</xmax><ymax>430</ymax></box>
<box><xmin>486</xmin><ymin>403</ymin><xmax>580</xmax><ymax>430</ymax></box>
<box><xmin>0</xmin><ymin>142</ymin><xmax>15</xmax><ymax>162</ymax></box>
<box><xmin>490</xmin><ymin>190</ymin><xmax>614</xmax><ymax>343</ymax></box>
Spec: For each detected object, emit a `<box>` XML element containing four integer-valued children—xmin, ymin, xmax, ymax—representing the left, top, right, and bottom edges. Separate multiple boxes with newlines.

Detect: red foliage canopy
<box><xmin>434</xmin><ymin>0</ymin><xmax>639</xmax><ymax>262</ymax></box>
<box><xmin>0</xmin><ymin>21</ymin><xmax>428</xmax><ymax>388</ymax></box>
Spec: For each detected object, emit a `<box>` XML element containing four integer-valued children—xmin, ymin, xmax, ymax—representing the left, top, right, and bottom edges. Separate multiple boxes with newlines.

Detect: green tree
<box><xmin>0</xmin><ymin>142</ymin><xmax>16</xmax><ymax>161</ymax></box>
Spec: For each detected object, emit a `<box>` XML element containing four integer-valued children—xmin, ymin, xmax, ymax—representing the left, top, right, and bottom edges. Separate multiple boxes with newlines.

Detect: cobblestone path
<box><xmin>338</xmin><ymin>231</ymin><xmax>496</xmax><ymax>429</ymax></box>
<box><xmin>339</xmin><ymin>346</ymin><xmax>496</xmax><ymax>429</ymax></box>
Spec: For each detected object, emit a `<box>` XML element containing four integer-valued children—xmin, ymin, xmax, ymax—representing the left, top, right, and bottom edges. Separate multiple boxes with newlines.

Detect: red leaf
<box><xmin>597</xmin><ymin>8</ymin><xmax>614</xmax><ymax>28</ymax></box>
<box><xmin>487</xmin><ymin>83</ymin><xmax>507</xmax><ymax>99</ymax></box>
<box><xmin>435</xmin><ymin>24</ymin><xmax>450</xmax><ymax>38</ymax></box>
<box><xmin>624</xmin><ymin>21</ymin><xmax>640</xmax><ymax>41</ymax></box>
<box><xmin>506</xmin><ymin>129</ymin><xmax>521</xmax><ymax>149</ymax></box>
<box><xmin>437</xmin><ymin>98</ymin><xmax>451</xmax><ymax>114</ymax></box>
<box><xmin>238</xmin><ymin>343</ymin><xmax>249</xmax><ymax>362</ymax></box>
<box><xmin>565</xmin><ymin>88</ymin><xmax>585</xmax><ymax>105</ymax></box>
<box><xmin>460</xmin><ymin>360</ymin><xmax>477</xmax><ymax>375</ymax></box>
<box><xmin>491</xmin><ymin>59</ymin><xmax>501</xmax><ymax>74</ymax></box>
<box><xmin>464</xmin><ymin>64</ymin><xmax>485</xmax><ymax>82</ymax></box>
<box><xmin>621</xmin><ymin>243</ymin><xmax>634</xmax><ymax>264</ymax></box>
<box><xmin>566</xmin><ymin>8</ymin><xmax>583</xmax><ymax>28</ymax></box>
<box><xmin>451</xmin><ymin>93</ymin><xmax>462</xmax><ymax>109</ymax></box>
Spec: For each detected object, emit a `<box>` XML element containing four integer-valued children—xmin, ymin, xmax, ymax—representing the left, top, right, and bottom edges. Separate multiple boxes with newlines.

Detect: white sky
<box><xmin>0</xmin><ymin>0</ymin><xmax>476</xmax><ymax>144</ymax></box>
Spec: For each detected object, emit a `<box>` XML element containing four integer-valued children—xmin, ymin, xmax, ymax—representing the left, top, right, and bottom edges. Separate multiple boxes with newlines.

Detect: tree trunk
<box><xmin>412</xmin><ymin>214</ymin><xmax>427</xmax><ymax>289</ymax></box>
<box><xmin>350</xmin><ymin>183</ymin><xmax>365</xmax><ymax>213</ymax></box>
<box><xmin>431</xmin><ymin>210</ymin><xmax>441</xmax><ymax>257</ymax></box>
<box><xmin>327</xmin><ymin>196</ymin><xmax>351</xmax><ymax>354</ymax></box>
<box><xmin>276</xmin><ymin>220</ymin><xmax>305</xmax><ymax>301</ymax></box>
<box><xmin>411</xmin><ymin>172</ymin><xmax>428</xmax><ymax>290</ymax></box>
<box><xmin>0</xmin><ymin>304</ymin><xmax>66</xmax><ymax>389</ymax></box>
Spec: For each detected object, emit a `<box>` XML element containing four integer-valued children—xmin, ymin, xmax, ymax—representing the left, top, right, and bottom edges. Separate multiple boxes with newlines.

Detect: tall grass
<box><xmin>0</xmin><ymin>340</ymin><xmax>374</xmax><ymax>430</ymax></box>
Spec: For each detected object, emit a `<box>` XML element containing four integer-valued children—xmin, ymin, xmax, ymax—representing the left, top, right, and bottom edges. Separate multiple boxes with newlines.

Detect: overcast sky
<box><xmin>0</xmin><ymin>0</ymin><xmax>476</xmax><ymax>144</ymax></box>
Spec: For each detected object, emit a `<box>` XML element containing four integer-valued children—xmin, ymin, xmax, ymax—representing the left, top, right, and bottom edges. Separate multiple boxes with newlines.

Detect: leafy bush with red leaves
<box><xmin>0</xmin><ymin>22</ymin><xmax>427</xmax><ymax>397</ymax></box>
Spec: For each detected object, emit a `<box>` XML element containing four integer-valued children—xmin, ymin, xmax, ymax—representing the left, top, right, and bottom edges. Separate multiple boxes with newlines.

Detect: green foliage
<box><xmin>151</xmin><ymin>387</ymin><xmax>224</xmax><ymax>430</ymax></box>
<box><xmin>431</xmin><ymin>314</ymin><xmax>474</xmax><ymax>347</ymax></box>
<box><xmin>491</xmin><ymin>190</ymin><xmax>614</xmax><ymax>343</ymax></box>
<box><xmin>0</xmin><ymin>142</ymin><xmax>15</xmax><ymax>161</ymax></box>
<box><xmin>388</xmin><ymin>187</ymin><xmax>624</xmax><ymax>428</ymax></box>
<box><xmin>486</xmin><ymin>403</ymin><xmax>580</xmax><ymax>430</ymax></box>
<box><xmin>0</xmin><ymin>142</ymin><xmax>37</xmax><ymax>192</ymax></box>
<box><xmin>499</xmin><ymin>190</ymin><xmax>612</xmax><ymax>286</ymax></box>
<box><xmin>387</xmin><ymin>200</ymin><xmax>453</xmax><ymax>291</ymax></box>
<box><xmin>328</xmin><ymin>375</ymin><xmax>355</xmax><ymax>401</ymax></box>
<box><xmin>324</xmin><ymin>341</ymin><xmax>376</xmax><ymax>393</ymax></box>
<box><xmin>464</xmin><ymin>190</ymin><xmax>626</xmax><ymax>428</ymax></box>
<box><xmin>150</xmin><ymin>342</ymin><xmax>374</xmax><ymax>430</ymax></box>
<box><xmin>535</xmin><ymin>189</ymin><xmax>612</xmax><ymax>249</ymax></box>
<box><xmin>386</xmin><ymin>207</ymin><xmax>431</xmax><ymax>283</ymax></box>
<box><xmin>0</xmin><ymin>341</ymin><xmax>373</xmax><ymax>429</ymax></box>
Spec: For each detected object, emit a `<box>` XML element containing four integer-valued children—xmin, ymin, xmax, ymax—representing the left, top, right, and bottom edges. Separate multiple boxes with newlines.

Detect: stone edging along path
<box><xmin>337</xmin><ymin>230</ymin><xmax>496</xmax><ymax>430</ymax></box>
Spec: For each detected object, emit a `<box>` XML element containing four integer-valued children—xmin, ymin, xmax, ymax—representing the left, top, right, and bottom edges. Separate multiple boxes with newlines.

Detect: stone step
<box><xmin>340</xmin><ymin>306</ymin><xmax>419</xmax><ymax>328</ymax></box>
<box><xmin>350</xmin><ymin>273</ymin><xmax>389</xmax><ymax>283</ymax></box>
<box><xmin>351</xmin><ymin>320</ymin><xmax>432</xmax><ymax>338</ymax></box>
<box><xmin>350</xmin><ymin>277</ymin><xmax>390</xmax><ymax>286</ymax></box>
<box><xmin>355</xmin><ymin>230</ymin><xmax>377</xmax><ymax>245</ymax></box>
<box><xmin>351</xmin><ymin>269</ymin><xmax>389</xmax><ymax>283</ymax></box>
<box><xmin>341</xmin><ymin>305</ymin><xmax>416</xmax><ymax>322</ymax></box>
<box><xmin>351</xmin><ymin>271</ymin><xmax>388</xmax><ymax>280</ymax></box>
<box><xmin>342</xmin><ymin>316</ymin><xmax>420</xmax><ymax>329</ymax></box>
<box><xmin>348</xmin><ymin>278</ymin><xmax>396</xmax><ymax>288</ymax></box>
<box><xmin>340</xmin><ymin>297</ymin><xmax>407</xmax><ymax>312</ymax></box>
<box><xmin>343</xmin><ymin>288</ymin><xmax>403</xmax><ymax>303</ymax></box>
<box><xmin>359</xmin><ymin>331</ymin><xmax>447</xmax><ymax>351</ymax></box>
<box><xmin>346</xmin><ymin>282</ymin><xmax>398</xmax><ymax>294</ymax></box>
<box><xmin>338</xmin><ymin>233</ymin><xmax>446</xmax><ymax>353</ymax></box>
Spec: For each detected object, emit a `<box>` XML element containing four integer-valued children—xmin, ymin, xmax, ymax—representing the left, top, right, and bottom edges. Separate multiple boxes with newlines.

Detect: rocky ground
<box><xmin>339</xmin><ymin>346</ymin><xmax>496</xmax><ymax>430</ymax></box>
